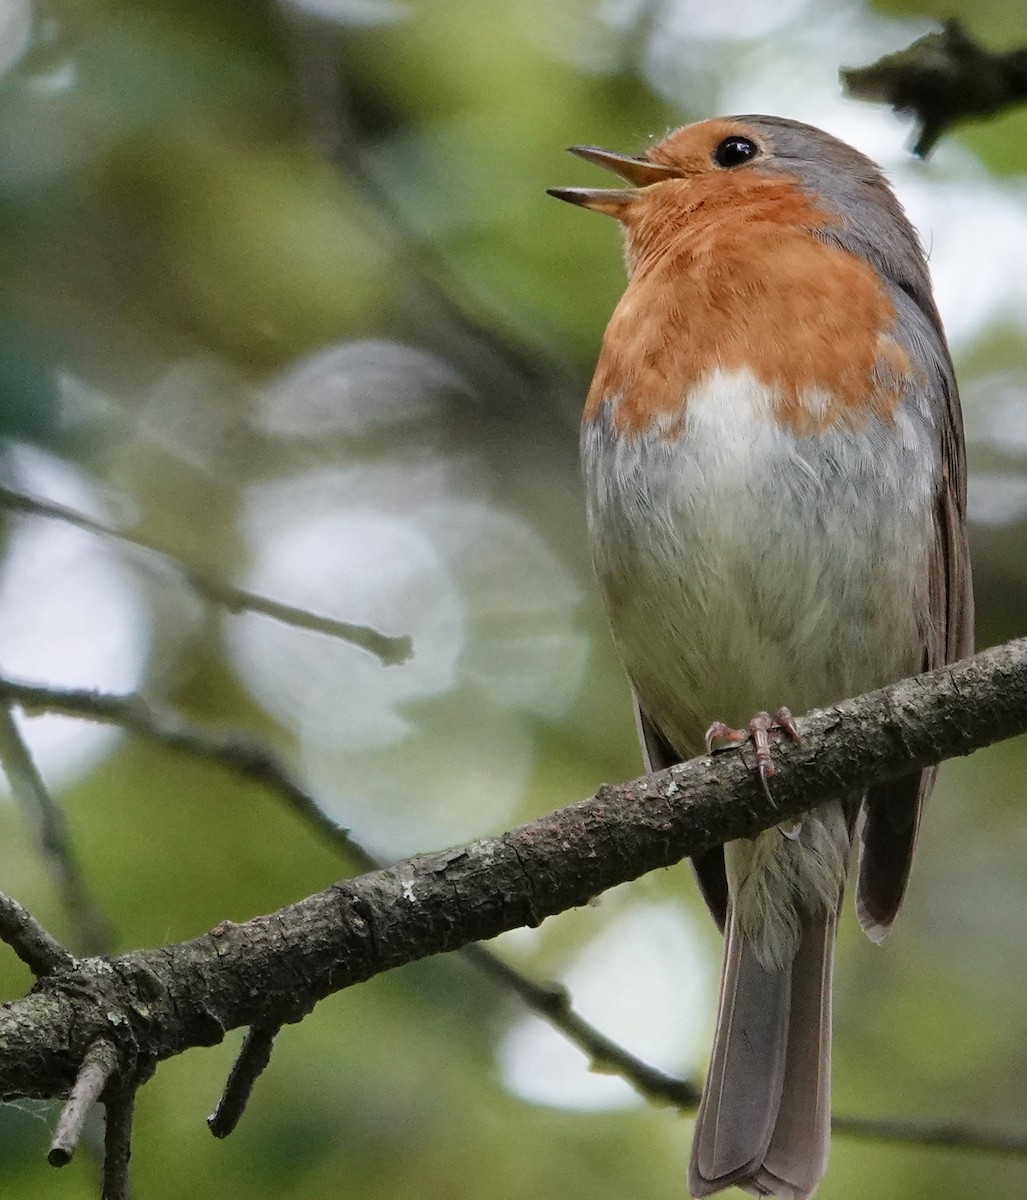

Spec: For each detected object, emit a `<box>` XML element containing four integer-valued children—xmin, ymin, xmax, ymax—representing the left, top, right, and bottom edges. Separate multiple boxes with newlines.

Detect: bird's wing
<box><xmin>856</xmin><ymin>307</ymin><xmax>974</xmax><ymax>941</ymax></box>
<box><xmin>636</xmin><ymin>699</ymin><xmax>729</xmax><ymax>932</ymax></box>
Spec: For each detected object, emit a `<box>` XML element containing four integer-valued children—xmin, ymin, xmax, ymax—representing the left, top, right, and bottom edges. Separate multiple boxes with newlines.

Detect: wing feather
<box><xmin>856</xmin><ymin>292</ymin><xmax>973</xmax><ymax>940</ymax></box>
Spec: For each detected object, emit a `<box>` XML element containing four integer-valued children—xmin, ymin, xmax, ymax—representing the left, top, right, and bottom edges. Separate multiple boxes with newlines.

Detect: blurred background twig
<box><xmin>843</xmin><ymin>21</ymin><xmax>1027</xmax><ymax>156</ymax></box>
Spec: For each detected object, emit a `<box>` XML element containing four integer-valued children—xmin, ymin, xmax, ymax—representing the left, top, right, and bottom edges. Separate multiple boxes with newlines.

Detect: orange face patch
<box><xmin>584</xmin><ymin>145</ymin><xmax>910</xmax><ymax>439</ymax></box>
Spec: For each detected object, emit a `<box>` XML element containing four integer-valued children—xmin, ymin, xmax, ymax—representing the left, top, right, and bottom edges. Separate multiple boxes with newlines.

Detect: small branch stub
<box><xmin>0</xmin><ymin>703</ymin><xmax>110</xmax><ymax>955</ymax></box>
<box><xmin>207</xmin><ymin>1023</ymin><xmax>281</xmax><ymax>1139</ymax></box>
<box><xmin>0</xmin><ymin>890</ymin><xmax>75</xmax><ymax>977</ymax></box>
<box><xmin>48</xmin><ymin>1039</ymin><xmax>119</xmax><ymax>1168</ymax></box>
<box><xmin>102</xmin><ymin>1088</ymin><xmax>135</xmax><ymax>1200</ymax></box>
<box><xmin>0</xmin><ymin>485</ymin><xmax>412</xmax><ymax>667</ymax></box>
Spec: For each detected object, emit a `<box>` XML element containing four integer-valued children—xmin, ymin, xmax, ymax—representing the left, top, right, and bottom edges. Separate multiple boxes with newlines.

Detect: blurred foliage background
<box><xmin>0</xmin><ymin>0</ymin><xmax>1025</xmax><ymax>1197</ymax></box>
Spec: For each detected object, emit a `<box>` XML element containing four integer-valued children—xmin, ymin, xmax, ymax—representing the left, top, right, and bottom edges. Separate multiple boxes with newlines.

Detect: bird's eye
<box><xmin>713</xmin><ymin>136</ymin><xmax>759</xmax><ymax>168</ymax></box>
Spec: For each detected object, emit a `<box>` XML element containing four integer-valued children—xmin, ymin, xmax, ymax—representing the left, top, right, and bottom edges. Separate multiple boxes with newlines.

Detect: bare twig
<box><xmin>843</xmin><ymin>21</ymin><xmax>1027</xmax><ymax>156</ymax></box>
<box><xmin>207</xmin><ymin>582</ymin><xmax>410</xmax><ymax>666</ymax></box>
<box><xmin>0</xmin><ymin>676</ymin><xmax>367</xmax><ymax>866</ymax></box>
<box><xmin>0</xmin><ymin>486</ymin><xmax>411</xmax><ymax>667</ymax></box>
<box><xmin>101</xmin><ymin>1088</ymin><xmax>135</xmax><ymax>1200</ymax></box>
<box><xmin>460</xmin><ymin>944</ymin><xmax>700</xmax><ymax>1106</ymax></box>
<box><xmin>464</xmin><ymin>956</ymin><xmax>1027</xmax><ymax>1154</ymax></box>
<box><xmin>0</xmin><ymin>890</ymin><xmax>75</xmax><ymax>977</ymax></box>
<box><xmin>276</xmin><ymin>3</ymin><xmax>571</xmax><ymax>403</ymax></box>
<box><xmin>0</xmin><ymin>703</ymin><xmax>109</xmax><ymax>955</ymax></box>
<box><xmin>207</xmin><ymin>1023</ymin><xmax>281</xmax><ymax>1139</ymax></box>
<box><xmin>832</xmin><ymin>1113</ymin><xmax>1027</xmax><ymax>1157</ymax></box>
<box><xmin>48</xmin><ymin>1039</ymin><xmax>119</xmax><ymax>1167</ymax></box>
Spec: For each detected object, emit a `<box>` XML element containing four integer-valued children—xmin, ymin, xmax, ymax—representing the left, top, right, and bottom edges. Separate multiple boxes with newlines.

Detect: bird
<box><xmin>548</xmin><ymin>115</ymin><xmax>973</xmax><ymax>1199</ymax></box>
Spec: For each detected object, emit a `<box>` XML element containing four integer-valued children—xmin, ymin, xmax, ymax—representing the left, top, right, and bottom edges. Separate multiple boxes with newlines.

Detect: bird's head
<box><xmin>548</xmin><ymin>116</ymin><xmax>899</xmax><ymax>279</ymax></box>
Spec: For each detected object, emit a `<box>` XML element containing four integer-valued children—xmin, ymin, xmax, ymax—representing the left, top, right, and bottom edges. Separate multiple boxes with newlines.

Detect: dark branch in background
<box><xmin>274</xmin><ymin>1</ymin><xmax>574</xmax><ymax>405</ymax></box>
<box><xmin>0</xmin><ymin>676</ymin><xmax>365</xmax><ymax>863</ymax></box>
<box><xmin>0</xmin><ymin>486</ymin><xmax>411</xmax><ymax>667</ymax></box>
<box><xmin>458</xmin><ymin>942</ymin><xmax>701</xmax><ymax>1109</ymax></box>
<box><xmin>0</xmin><ymin>703</ymin><xmax>110</xmax><ymax>955</ymax></box>
<box><xmin>1</xmin><ymin>640</ymin><xmax>1026</xmax><ymax>1164</ymax></box>
<box><xmin>831</xmin><ymin>1114</ymin><xmax>1027</xmax><ymax>1159</ymax></box>
<box><xmin>843</xmin><ymin>20</ymin><xmax>1027</xmax><ymax>157</ymax></box>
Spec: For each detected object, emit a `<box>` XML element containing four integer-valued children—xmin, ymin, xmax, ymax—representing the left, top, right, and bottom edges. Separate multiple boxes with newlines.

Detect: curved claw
<box><xmin>704</xmin><ymin>707</ymin><xmax>802</xmax><ymax>801</ymax></box>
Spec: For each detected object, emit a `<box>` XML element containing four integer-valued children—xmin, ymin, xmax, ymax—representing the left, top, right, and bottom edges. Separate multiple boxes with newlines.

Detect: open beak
<box><xmin>547</xmin><ymin>144</ymin><xmax>679</xmax><ymax>217</ymax></box>
<box><xmin>566</xmin><ymin>145</ymin><xmax>680</xmax><ymax>186</ymax></box>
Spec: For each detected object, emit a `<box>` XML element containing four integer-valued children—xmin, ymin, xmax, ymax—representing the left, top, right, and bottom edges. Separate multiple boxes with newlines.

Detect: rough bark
<box><xmin>1</xmin><ymin>638</ymin><xmax>1025</xmax><ymax>1103</ymax></box>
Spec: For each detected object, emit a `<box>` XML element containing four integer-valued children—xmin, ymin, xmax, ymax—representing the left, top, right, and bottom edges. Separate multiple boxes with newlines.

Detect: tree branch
<box><xmin>0</xmin><ymin>639</ymin><xmax>1023</xmax><ymax>1108</ymax></box>
<box><xmin>0</xmin><ymin>671</ymin><xmax>709</xmax><ymax>1122</ymax></box>
<box><xmin>101</xmin><ymin>1087</ymin><xmax>134</xmax><ymax>1200</ymax></box>
<box><xmin>48</xmin><ymin>1039</ymin><xmax>119</xmax><ymax>1167</ymax></box>
<box><xmin>0</xmin><ymin>703</ymin><xmax>110</xmax><ymax>955</ymax></box>
<box><xmin>206</xmin><ymin>1023</ymin><xmax>281</xmax><ymax>1139</ymax></box>
<box><xmin>831</xmin><ymin>1113</ymin><xmax>1027</xmax><ymax>1157</ymax></box>
<box><xmin>0</xmin><ymin>890</ymin><xmax>75</xmax><ymax>978</ymax></box>
<box><xmin>0</xmin><ymin>486</ymin><xmax>411</xmax><ymax>666</ymax></box>
<box><xmin>0</xmin><ymin>675</ymin><xmax>367</xmax><ymax>865</ymax></box>
<box><xmin>842</xmin><ymin>21</ymin><xmax>1027</xmax><ymax>156</ymax></box>
<box><xmin>459</xmin><ymin>942</ymin><xmax>702</xmax><ymax>1107</ymax></box>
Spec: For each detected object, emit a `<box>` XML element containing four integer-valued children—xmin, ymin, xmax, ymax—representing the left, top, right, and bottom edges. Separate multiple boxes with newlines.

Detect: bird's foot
<box><xmin>704</xmin><ymin>708</ymin><xmax>802</xmax><ymax>802</ymax></box>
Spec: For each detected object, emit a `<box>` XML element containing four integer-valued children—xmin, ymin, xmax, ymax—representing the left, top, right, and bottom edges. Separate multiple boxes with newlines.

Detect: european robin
<box><xmin>549</xmin><ymin>116</ymin><xmax>973</xmax><ymax>1199</ymax></box>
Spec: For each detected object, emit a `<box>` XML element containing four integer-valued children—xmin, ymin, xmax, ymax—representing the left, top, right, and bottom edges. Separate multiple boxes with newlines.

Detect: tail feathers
<box><xmin>755</xmin><ymin>911</ymin><xmax>834</xmax><ymax>1197</ymax></box>
<box><xmin>856</xmin><ymin>769</ymin><xmax>932</xmax><ymax>944</ymax></box>
<box><xmin>689</xmin><ymin>909</ymin><xmax>835</xmax><ymax>1200</ymax></box>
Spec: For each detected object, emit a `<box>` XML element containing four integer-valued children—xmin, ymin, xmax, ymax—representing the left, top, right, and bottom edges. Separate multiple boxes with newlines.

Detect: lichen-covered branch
<box><xmin>0</xmin><ymin>639</ymin><xmax>1023</xmax><ymax>1107</ymax></box>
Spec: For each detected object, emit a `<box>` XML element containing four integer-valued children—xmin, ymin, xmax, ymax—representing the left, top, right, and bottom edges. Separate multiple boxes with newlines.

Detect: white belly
<box><xmin>582</xmin><ymin>368</ymin><xmax>938</xmax><ymax>758</ymax></box>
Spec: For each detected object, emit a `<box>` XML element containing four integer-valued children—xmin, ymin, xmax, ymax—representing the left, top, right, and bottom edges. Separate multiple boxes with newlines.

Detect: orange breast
<box><xmin>585</xmin><ymin>172</ymin><xmax>911</xmax><ymax>438</ymax></box>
